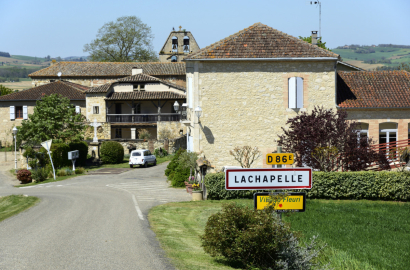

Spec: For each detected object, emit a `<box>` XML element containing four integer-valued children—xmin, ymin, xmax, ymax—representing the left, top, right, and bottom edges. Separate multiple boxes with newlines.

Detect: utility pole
<box><xmin>310</xmin><ymin>1</ymin><xmax>321</xmax><ymax>40</ymax></box>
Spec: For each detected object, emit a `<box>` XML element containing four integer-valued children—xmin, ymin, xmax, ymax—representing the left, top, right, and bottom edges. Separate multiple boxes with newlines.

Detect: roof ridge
<box><xmin>185</xmin><ymin>23</ymin><xmax>339</xmax><ymax>60</ymax></box>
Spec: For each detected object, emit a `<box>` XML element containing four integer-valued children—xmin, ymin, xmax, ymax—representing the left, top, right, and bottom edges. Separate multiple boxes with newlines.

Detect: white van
<box><xmin>129</xmin><ymin>149</ymin><xmax>156</xmax><ymax>168</ymax></box>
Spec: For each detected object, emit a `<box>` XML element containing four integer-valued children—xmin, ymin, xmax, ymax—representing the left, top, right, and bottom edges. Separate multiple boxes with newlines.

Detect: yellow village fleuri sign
<box><xmin>254</xmin><ymin>193</ymin><xmax>306</xmax><ymax>212</ymax></box>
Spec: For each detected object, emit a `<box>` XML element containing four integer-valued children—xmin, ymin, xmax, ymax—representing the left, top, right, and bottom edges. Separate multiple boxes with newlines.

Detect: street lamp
<box><xmin>194</xmin><ymin>106</ymin><xmax>202</xmax><ymax>122</ymax></box>
<box><xmin>12</xmin><ymin>127</ymin><xmax>17</xmax><ymax>170</ymax></box>
<box><xmin>173</xmin><ymin>101</ymin><xmax>187</xmax><ymax>118</ymax></box>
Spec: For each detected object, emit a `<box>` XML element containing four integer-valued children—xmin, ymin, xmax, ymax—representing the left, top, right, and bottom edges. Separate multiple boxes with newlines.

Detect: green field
<box><xmin>149</xmin><ymin>199</ymin><xmax>410</xmax><ymax>270</ymax></box>
<box><xmin>333</xmin><ymin>46</ymin><xmax>410</xmax><ymax>70</ymax></box>
<box><xmin>11</xmin><ymin>55</ymin><xmax>48</xmax><ymax>62</ymax></box>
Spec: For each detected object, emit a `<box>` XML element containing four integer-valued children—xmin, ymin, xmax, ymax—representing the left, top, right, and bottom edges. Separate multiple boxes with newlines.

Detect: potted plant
<box><xmin>185</xmin><ymin>176</ymin><xmax>195</xmax><ymax>193</ymax></box>
<box><xmin>191</xmin><ymin>183</ymin><xmax>203</xmax><ymax>201</ymax></box>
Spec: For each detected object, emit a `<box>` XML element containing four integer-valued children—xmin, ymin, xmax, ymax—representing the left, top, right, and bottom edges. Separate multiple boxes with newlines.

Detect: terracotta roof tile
<box><xmin>0</xmin><ymin>81</ymin><xmax>86</xmax><ymax>101</ymax></box>
<box><xmin>29</xmin><ymin>62</ymin><xmax>186</xmax><ymax>77</ymax></box>
<box><xmin>337</xmin><ymin>71</ymin><xmax>410</xmax><ymax>108</ymax></box>
<box><xmin>87</xmin><ymin>74</ymin><xmax>186</xmax><ymax>93</ymax></box>
<box><xmin>105</xmin><ymin>91</ymin><xmax>186</xmax><ymax>100</ymax></box>
<box><xmin>185</xmin><ymin>23</ymin><xmax>339</xmax><ymax>60</ymax></box>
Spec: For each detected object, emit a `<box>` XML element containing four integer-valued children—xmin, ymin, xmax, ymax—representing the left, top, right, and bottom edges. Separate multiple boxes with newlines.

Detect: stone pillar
<box><xmin>131</xmin><ymin>128</ymin><xmax>136</xmax><ymax>139</ymax></box>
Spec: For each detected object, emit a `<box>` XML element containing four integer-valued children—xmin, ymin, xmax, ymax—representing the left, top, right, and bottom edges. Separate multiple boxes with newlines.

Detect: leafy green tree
<box><xmin>17</xmin><ymin>94</ymin><xmax>86</xmax><ymax>145</ymax></box>
<box><xmin>299</xmin><ymin>36</ymin><xmax>331</xmax><ymax>51</ymax></box>
<box><xmin>0</xmin><ymin>85</ymin><xmax>13</xmax><ymax>95</ymax></box>
<box><xmin>84</xmin><ymin>16</ymin><xmax>158</xmax><ymax>62</ymax></box>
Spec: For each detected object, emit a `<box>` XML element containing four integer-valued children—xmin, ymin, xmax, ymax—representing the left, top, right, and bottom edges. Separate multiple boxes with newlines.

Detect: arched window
<box><xmin>288</xmin><ymin>77</ymin><xmax>303</xmax><ymax>109</ymax></box>
<box><xmin>183</xmin><ymin>36</ymin><xmax>190</xmax><ymax>52</ymax></box>
<box><xmin>172</xmin><ymin>36</ymin><xmax>178</xmax><ymax>52</ymax></box>
<box><xmin>171</xmin><ymin>55</ymin><xmax>177</xmax><ymax>62</ymax></box>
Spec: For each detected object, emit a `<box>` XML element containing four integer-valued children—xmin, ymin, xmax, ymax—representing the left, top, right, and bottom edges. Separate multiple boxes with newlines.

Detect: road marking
<box><xmin>132</xmin><ymin>194</ymin><xmax>145</xmax><ymax>220</ymax></box>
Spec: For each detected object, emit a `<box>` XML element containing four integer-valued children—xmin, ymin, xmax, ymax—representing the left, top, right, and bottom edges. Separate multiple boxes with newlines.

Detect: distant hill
<box><xmin>333</xmin><ymin>44</ymin><xmax>410</xmax><ymax>71</ymax></box>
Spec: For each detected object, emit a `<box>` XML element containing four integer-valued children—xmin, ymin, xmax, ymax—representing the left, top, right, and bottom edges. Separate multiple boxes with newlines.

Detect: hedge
<box><xmin>69</xmin><ymin>141</ymin><xmax>88</xmax><ymax>166</ymax></box>
<box><xmin>204</xmin><ymin>171</ymin><xmax>410</xmax><ymax>201</ymax></box>
<box><xmin>39</xmin><ymin>143</ymin><xmax>70</xmax><ymax>168</ymax></box>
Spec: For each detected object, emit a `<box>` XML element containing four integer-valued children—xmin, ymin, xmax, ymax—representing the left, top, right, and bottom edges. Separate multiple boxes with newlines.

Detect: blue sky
<box><xmin>1</xmin><ymin>0</ymin><xmax>409</xmax><ymax>58</ymax></box>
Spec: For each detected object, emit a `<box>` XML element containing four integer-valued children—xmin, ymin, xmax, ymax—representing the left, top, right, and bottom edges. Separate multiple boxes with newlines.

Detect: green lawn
<box><xmin>15</xmin><ymin>155</ymin><xmax>173</xmax><ymax>187</ymax></box>
<box><xmin>0</xmin><ymin>195</ymin><xmax>39</xmax><ymax>222</ymax></box>
<box><xmin>149</xmin><ymin>199</ymin><xmax>410</xmax><ymax>270</ymax></box>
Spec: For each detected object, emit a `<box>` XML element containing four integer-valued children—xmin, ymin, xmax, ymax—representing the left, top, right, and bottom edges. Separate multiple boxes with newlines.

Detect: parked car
<box><xmin>129</xmin><ymin>149</ymin><xmax>156</xmax><ymax>168</ymax></box>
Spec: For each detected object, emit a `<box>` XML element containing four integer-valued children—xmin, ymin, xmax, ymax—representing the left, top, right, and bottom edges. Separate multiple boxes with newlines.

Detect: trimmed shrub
<box><xmin>154</xmin><ymin>148</ymin><xmax>168</xmax><ymax>158</ymax></box>
<box><xmin>171</xmin><ymin>166</ymin><xmax>190</xmax><ymax>187</ymax></box>
<box><xmin>201</xmin><ymin>203</ymin><xmax>294</xmax><ymax>269</ymax></box>
<box><xmin>205</xmin><ymin>171</ymin><xmax>410</xmax><ymax>201</ymax></box>
<box><xmin>17</xmin><ymin>169</ymin><xmax>32</xmax><ymax>184</ymax></box>
<box><xmin>69</xmin><ymin>141</ymin><xmax>88</xmax><ymax>166</ymax></box>
<box><xmin>57</xmin><ymin>169</ymin><xmax>67</xmax><ymax>177</ymax></box>
<box><xmin>31</xmin><ymin>168</ymin><xmax>48</xmax><ymax>182</ymax></box>
<box><xmin>100</xmin><ymin>141</ymin><xmax>124</xmax><ymax>164</ymax></box>
<box><xmin>39</xmin><ymin>143</ymin><xmax>70</xmax><ymax>168</ymax></box>
<box><xmin>75</xmin><ymin>167</ymin><xmax>85</xmax><ymax>174</ymax></box>
<box><xmin>165</xmin><ymin>148</ymin><xmax>184</xmax><ymax>176</ymax></box>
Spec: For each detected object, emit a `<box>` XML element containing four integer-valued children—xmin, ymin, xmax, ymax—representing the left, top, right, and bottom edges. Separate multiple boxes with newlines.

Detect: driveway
<box><xmin>0</xmin><ymin>163</ymin><xmax>191</xmax><ymax>269</ymax></box>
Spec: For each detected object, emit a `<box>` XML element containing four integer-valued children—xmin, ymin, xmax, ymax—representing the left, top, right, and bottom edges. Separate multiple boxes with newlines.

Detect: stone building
<box><xmin>29</xmin><ymin>62</ymin><xmax>187</xmax><ymax>88</ymax></box>
<box><xmin>159</xmin><ymin>26</ymin><xmax>200</xmax><ymax>63</ymax></box>
<box><xmin>85</xmin><ymin>68</ymin><xmax>186</xmax><ymax>140</ymax></box>
<box><xmin>0</xmin><ymin>81</ymin><xmax>87</xmax><ymax>145</ymax></box>
<box><xmin>183</xmin><ymin>22</ymin><xmax>410</xmax><ymax>171</ymax></box>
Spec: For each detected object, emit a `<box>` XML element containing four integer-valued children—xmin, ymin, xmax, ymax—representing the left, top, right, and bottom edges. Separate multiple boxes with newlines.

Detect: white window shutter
<box><xmin>188</xmin><ymin>77</ymin><xmax>193</xmax><ymax>109</ymax></box>
<box><xmin>296</xmin><ymin>77</ymin><xmax>304</xmax><ymax>108</ymax></box>
<box><xmin>23</xmin><ymin>105</ymin><xmax>28</xmax><ymax>119</ymax></box>
<box><xmin>10</xmin><ymin>106</ymin><xmax>15</xmax><ymax>120</ymax></box>
<box><xmin>76</xmin><ymin>106</ymin><xmax>81</xmax><ymax>114</ymax></box>
<box><xmin>288</xmin><ymin>77</ymin><xmax>296</xmax><ymax>108</ymax></box>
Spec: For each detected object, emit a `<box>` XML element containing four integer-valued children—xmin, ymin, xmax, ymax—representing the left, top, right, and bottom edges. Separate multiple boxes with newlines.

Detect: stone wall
<box><xmin>186</xmin><ymin>60</ymin><xmax>338</xmax><ymax>170</ymax></box>
<box><xmin>157</xmin><ymin>121</ymin><xmax>186</xmax><ymax>140</ymax></box>
<box><xmin>84</xmin><ymin>122</ymin><xmax>111</xmax><ymax>140</ymax></box>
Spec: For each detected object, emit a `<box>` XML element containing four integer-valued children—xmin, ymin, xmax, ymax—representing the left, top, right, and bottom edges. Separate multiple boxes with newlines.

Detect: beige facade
<box><xmin>186</xmin><ymin>60</ymin><xmax>338</xmax><ymax>170</ymax></box>
<box><xmin>0</xmin><ymin>100</ymin><xmax>86</xmax><ymax>145</ymax></box>
<box><xmin>86</xmin><ymin>93</ymin><xmax>107</xmax><ymax>122</ymax></box>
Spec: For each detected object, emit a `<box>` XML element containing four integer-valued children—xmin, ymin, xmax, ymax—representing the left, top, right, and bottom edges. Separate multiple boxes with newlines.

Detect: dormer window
<box><xmin>133</xmin><ymin>84</ymin><xmax>145</xmax><ymax>91</ymax></box>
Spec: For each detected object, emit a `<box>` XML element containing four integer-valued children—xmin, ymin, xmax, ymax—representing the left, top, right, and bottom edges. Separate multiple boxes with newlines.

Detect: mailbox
<box><xmin>68</xmin><ymin>150</ymin><xmax>79</xmax><ymax>160</ymax></box>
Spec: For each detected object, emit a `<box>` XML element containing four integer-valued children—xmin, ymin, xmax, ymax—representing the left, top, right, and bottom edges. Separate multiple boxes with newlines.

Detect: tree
<box><xmin>84</xmin><ymin>16</ymin><xmax>158</xmax><ymax>62</ymax></box>
<box><xmin>230</xmin><ymin>146</ymin><xmax>261</xmax><ymax>168</ymax></box>
<box><xmin>277</xmin><ymin>107</ymin><xmax>389</xmax><ymax>171</ymax></box>
<box><xmin>299</xmin><ymin>36</ymin><xmax>331</xmax><ymax>51</ymax></box>
<box><xmin>0</xmin><ymin>85</ymin><xmax>13</xmax><ymax>95</ymax></box>
<box><xmin>17</xmin><ymin>94</ymin><xmax>86</xmax><ymax>145</ymax></box>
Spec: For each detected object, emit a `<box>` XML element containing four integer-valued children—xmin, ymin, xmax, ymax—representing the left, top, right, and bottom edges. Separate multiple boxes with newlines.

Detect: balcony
<box><xmin>106</xmin><ymin>113</ymin><xmax>183</xmax><ymax>123</ymax></box>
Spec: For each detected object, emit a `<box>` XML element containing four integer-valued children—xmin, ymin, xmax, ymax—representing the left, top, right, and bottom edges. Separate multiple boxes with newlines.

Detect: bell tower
<box><xmin>159</xmin><ymin>26</ymin><xmax>200</xmax><ymax>63</ymax></box>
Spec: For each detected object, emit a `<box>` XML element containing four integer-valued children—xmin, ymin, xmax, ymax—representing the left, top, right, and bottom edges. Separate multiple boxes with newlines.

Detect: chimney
<box><xmin>132</xmin><ymin>68</ymin><xmax>143</xmax><ymax>75</ymax></box>
<box><xmin>50</xmin><ymin>59</ymin><xmax>57</xmax><ymax>66</ymax></box>
<box><xmin>311</xmin><ymin>31</ymin><xmax>318</xmax><ymax>46</ymax></box>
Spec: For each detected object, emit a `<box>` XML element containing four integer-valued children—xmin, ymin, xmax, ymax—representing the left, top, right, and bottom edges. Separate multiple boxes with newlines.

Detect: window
<box><xmin>183</xmin><ymin>36</ymin><xmax>190</xmax><ymax>52</ymax></box>
<box><xmin>171</xmin><ymin>55</ymin><xmax>177</xmax><ymax>62</ymax></box>
<box><xmin>133</xmin><ymin>84</ymin><xmax>145</xmax><ymax>91</ymax></box>
<box><xmin>93</xmin><ymin>106</ymin><xmax>99</xmax><ymax>114</ymax></box>
<box><xmin>75</xmin><ymin>106</ymin><xmax>81</xmax><ymax>114</ymax></box>
<box><xmin>115</xmin><ymin>128</ymin><xmax>122</xmax><ymax>138</ymax></box>
<box><xmin>172</xmin><ymin>36</ymin><xmax>178</xmax><ymax>52</ymax></box>
<box><xmin>288</xmin><ymin>77</ymin><xmax>303</xmax><ymax>109</ymax></box>
<box><xmin>132</xmin><ymin>152</ymin><xmax>141</xmax><ymax>157</ymax></box>
<box><xmin>15</xmin><ymin>106</ymin><xmax>23</xmax><ymax>119</ymax></box>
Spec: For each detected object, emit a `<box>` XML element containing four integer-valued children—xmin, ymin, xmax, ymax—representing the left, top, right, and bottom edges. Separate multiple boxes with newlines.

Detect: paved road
<box><xmin>0</xmin><ymin>163</ymin><xmax>191</xmax><ymax>269</ymax></box>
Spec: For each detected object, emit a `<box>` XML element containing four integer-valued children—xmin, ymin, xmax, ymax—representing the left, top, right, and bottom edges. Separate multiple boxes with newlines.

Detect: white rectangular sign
<box><xmin>225</xmin><ymin>168</ymin><xmax>312</xmax><ymax>190</ymax></box>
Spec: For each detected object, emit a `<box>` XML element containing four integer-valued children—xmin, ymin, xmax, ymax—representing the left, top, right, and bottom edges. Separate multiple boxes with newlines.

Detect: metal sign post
<box><xmin>41</xmin><ymin>139</ymin><xmax>55</xmax><ymax>180</ymax></box>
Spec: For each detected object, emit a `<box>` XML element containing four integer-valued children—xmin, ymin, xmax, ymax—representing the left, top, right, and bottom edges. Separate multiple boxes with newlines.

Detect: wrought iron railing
<box><xmin>106</xmin><ymin>113</ymin><xmax>183</xmax><ymax>123</ymax></box>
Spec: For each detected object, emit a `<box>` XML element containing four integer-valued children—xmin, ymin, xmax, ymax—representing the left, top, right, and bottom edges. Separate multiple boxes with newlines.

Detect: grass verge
<box><xmin>149</xmin><ymin>199</ymin><xmax>410</xmax><ymax>270</ymax></box>
<box><xmin>0</xmin><ymin>195</ymin><xmax>39</xmax><ymax>222</ymax></box>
